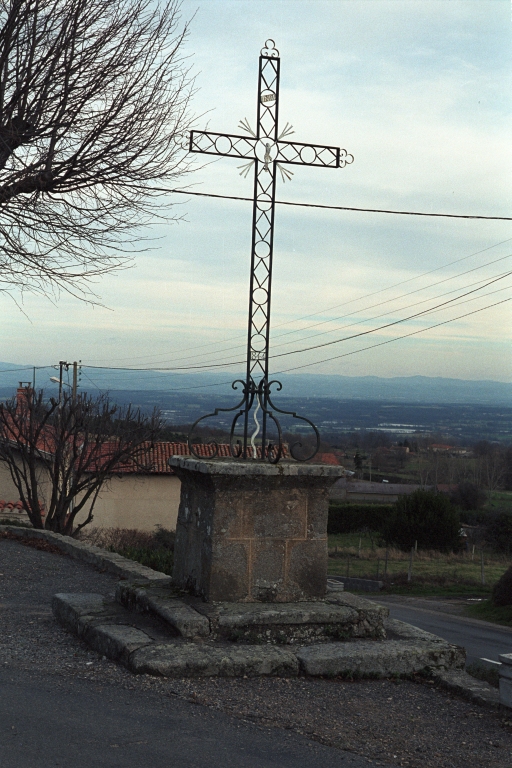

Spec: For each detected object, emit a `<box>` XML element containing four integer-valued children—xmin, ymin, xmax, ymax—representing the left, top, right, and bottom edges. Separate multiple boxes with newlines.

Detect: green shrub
<box><xmin>492</xmin><ymin>565</ymin><xmax>512</xmax><ymax>606</ymax></box>
<box><xmin>381</xmin><ymin>490</ymin><xmax>461</xmax><ymax>552</ymax></box>
<box><xmin>450</xmin><ymin>482</ymin><xmax>486</xmax><ymax>511</ymax></box>
<box><xmin>328</xmin><ymin>502</ymin><xmax>393</xmax><ymax>535</ymax></box>
<box><xmin>79</xmin><ymin>526</ymin><xmax>175</xmax><ymax>575</ymax></box>
<box><xmin>485</xmin><ymin>511</ymin><xmax>512</xmax><ymax>555</ymax></box>
<box><xmin>113</xmin><ymin>545</ymin><xmax>174</xmax><ymax>575</ymax></box>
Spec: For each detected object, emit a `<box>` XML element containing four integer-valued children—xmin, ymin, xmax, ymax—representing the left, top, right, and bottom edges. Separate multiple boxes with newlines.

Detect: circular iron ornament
<box><xmin>256</xmin><ymin>196</ymin><xmax>273</xmax><ymax>213</ymax></box>
<box><xmin>261</xmin><ymin>39</ymin><xmax>279</xmax><ymax>57</ymax></box>
<box><xmin>252</xmin><ymin>287</ymin><xmax>268</xmax><ymax>306</ymax></box>
<box><xmin>254</xmin><ymin>240</ymin><xmax>271</xmax><ymax>258</ymax></box>
<box><xmin>299</xmin><ymin>145</ymin><xmax>318</xmax><ymax>164</ymax></box>
<box><xmin>251</xmin><ymin>332</ymin><xmax>267</xmax><ymax>352</ymax></box>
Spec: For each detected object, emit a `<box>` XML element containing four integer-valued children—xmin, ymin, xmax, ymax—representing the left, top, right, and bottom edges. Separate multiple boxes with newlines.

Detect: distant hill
<box><xmin>0</xmin><ymin>362</ymin><xmax>510</xmax><ymax>405</ymax></box>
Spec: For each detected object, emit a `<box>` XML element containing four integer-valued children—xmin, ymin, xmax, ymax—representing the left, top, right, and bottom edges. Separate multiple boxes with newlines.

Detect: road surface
<box><xmin>374</xmin><ymin>596</ymin><xmax>512</xmax><ymax>666</ymax></box>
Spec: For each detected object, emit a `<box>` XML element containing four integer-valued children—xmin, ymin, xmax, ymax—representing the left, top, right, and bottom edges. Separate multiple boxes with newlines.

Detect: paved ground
<box><xmin>374</xmin><ymin>596</ymin><xmax>512</xmax><ymax>666</ymax></box>
<box><xmin>2</xmin><ymin>535</ymin><xmax>512</xmax><ymax>768</ymax></box>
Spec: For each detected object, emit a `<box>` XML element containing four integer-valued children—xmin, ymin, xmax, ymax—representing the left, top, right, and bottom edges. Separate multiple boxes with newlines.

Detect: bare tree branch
<box><xmin>0</xmin><ymin>0</ymin><xmax>193</xmax><ymax>298</ymax></box>
<box><xmin>0</xmin><ymin>386</ymin><xmax>162</xmax><ymax>535</ymax></box>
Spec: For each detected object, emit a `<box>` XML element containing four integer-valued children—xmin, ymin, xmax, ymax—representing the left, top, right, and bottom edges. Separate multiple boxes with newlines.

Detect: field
<box><xmin>327</xmin><ymin>531</ymin><xmax>511</xmax><ymax>596</ymax></box>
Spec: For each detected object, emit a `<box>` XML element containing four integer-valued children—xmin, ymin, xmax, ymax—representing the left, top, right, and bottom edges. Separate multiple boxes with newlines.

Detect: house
<box><xmin>0</xmin><ymin>386</ymin><xmax>351</xmax><ymax>531</ymax></box>
<box><xmin>0</xmin><ymin>429</ymin><xmax>347</xmax><ymax>531</ymax></box>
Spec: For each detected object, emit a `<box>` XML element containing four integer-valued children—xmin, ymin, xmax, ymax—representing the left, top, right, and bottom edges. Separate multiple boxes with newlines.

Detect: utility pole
<box><xmin>58</xmin><ymin>360</ymin><xmax>67</xmax><ymax>404</ymax></box>
<box><xmin>72</xmin><ymin>362</ymin><xmax>78</xmax><ymax>403</ymax></box>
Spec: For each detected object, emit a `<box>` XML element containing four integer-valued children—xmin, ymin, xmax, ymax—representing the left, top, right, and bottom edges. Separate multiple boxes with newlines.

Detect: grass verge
<box><xmin>327</xmin><ymin>532</ymin><xmax>508</xmax><ymax>597</ymax></box>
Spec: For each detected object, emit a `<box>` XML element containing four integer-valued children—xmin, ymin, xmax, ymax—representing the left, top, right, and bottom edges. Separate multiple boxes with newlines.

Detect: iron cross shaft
<box><xmin>188</xmin><ymin>39</ymin><xmax>353</xmax><ymax>463</ymax></box>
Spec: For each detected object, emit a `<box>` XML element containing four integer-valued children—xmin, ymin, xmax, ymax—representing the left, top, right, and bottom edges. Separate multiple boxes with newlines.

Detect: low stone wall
<box><xmin>0</xmin><ymin>525</ymin><xmax>170</xmax><ymax>583</ymax></box>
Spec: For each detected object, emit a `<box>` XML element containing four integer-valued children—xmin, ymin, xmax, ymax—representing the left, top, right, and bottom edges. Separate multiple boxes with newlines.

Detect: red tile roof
<box><xmin>314</xmin><ymin>452</ymin><xmax>340</xmax><ymax>466</ymax></box>
<box><xmin>118</xmin><ymin>442</ymin><xmax>292</xmax><ymax>473</ymax></box>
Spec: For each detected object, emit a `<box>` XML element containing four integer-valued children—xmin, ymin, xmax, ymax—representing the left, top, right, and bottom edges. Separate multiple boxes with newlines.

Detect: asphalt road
<box><xmin>0</xmin><ymin>666</ymin><xmax>382</xmax><ymax>768</ymax></box>
<box><xmin>375</xmin><ymin>598</ymin><xmax>512</xmax><ymax>666</ymax></box>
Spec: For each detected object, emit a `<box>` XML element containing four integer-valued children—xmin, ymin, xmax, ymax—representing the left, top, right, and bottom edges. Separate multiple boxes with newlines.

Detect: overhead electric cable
<box><xmin>83</xmin><ymin>273</ymin><xmax>511</xmax><ymax>373</ymax></box>
<box><xmin>160</xmin><ymin>188</ymin><xmax>512</xmax><ymax>221</ymax></box>
<box><xmin>85</xmin><ymin>235</ymin><xmax>512</xmax><ymax>366</ymax></box>
<box><xmin>274</xmin><ymin>298</ymin><xmax>511</xmax><ymax>374</ymax></box>
<box><xmin>268</xmin><ymin>273</ymin><xmax>512</xmax><ymax>361</ymax></box>
<box><xmin>85</xmin><ymin>252</ymin><xmax>512</xmax><ymax>371</ymax></box>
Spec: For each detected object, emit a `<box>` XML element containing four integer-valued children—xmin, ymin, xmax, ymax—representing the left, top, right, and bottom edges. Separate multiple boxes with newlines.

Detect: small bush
<box><xmin>381</xmin><ymin>490</ymin><xmax>461</xmax><ymax>552</ymax></box>
<box><xmin>492</xmin><ymin>565</ymin><xmax>512</xmax><ymax>606</ymax></box>
<box><xmin>78</xmin><ymin>526</ymin><xmax>175</xmax><ymax>575</ymax></box>
<box><xmin>450</xmin><ymin>482</ymin><xmax>486</xmax><ymax>511</ymax></box>
<box><xmin>328</xmin><ymin>503</ymin><xmax>393</xmax><ymax>535</ymax></box>
<box><xmin>485</xmin><ymin>511</ymin><xmax>512</xmax><ymax>555</ymax></box>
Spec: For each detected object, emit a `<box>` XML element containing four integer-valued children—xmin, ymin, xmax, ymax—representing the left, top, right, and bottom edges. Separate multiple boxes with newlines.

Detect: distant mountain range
<box><xmin>0</xmin><ymin>362</ymin><xmax>510</xmax><ymax>405</ymax></box>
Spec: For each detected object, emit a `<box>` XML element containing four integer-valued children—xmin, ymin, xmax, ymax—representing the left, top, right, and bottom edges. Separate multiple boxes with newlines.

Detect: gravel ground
<box><xmin>1</xmin><ymin>534</ymin><xmax>512</xmax><ymax>768</ymax></box>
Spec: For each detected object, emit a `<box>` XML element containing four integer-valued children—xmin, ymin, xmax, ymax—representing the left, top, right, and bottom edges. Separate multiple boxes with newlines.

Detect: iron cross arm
<box><xmin>189</xmin><ymin>129</ymin><xmax>353</xmax><ymax>169</ymax></box>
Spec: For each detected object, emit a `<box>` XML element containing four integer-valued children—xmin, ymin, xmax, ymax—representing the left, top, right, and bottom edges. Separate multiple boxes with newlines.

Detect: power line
<box><xmin>84</xmin><ymin>235</ymin><xmax>512</xmax><ymax>368</ymax></box>
<box><xmin>84</xmin><ymin>273</ymin><xmax>511</xmax><ymax>373</ymax></box>
<box><xmin>163</xmin><ymin>188</ymin><xmax>512</xmax><ymax>221</ymax></box>
<box><xmin>274</xmin><ymin>298</ymin><xmax>511</xmax><ymax>374</ymax></box>
<box><xmin>268</xmin><ymin>274</ymin><xmax>512</xmax><ymax>362</ymax></box>
<box><xmin>128</xmin><ymin>255</ymin><xmax>512</xmax><ymax>367</ymax></box>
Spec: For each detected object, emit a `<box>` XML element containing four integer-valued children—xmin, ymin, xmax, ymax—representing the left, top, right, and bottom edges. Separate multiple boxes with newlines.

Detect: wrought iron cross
<box><xmin>188</xmin><ymin>39</ymin><xmax>353</xmax><ymax>463</ymax></box>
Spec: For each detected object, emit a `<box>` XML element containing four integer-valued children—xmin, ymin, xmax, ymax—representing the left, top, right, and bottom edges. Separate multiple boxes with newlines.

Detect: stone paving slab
<box><xmin>129</xmin><ymin>643</ymin><xmax>300</xmax><ymax>678</ymax></box>
<box><xmin>116</xmin><ymin>582</ymin><xmax>211</xmax><ymax>638</ymax></box>
<box><xmin>296</xmin><ymin>638</ymin><xmax>465</xmax><ymax>677</ymax></box>
<box><xmin>114</xmin><ymin>581</ymin><xmax>389</xmax><ymax>644</ymax></box>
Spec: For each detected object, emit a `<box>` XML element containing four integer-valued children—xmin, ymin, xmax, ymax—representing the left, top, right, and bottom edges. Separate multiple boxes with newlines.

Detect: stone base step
<box><xmin>115</xmin><ymin>581</ymin><xmax>388</xmax><ymax>643</ymax></box>
<box><xmin>52</xmin><ymin>592</ymin><xmax>465</xmax><ymax>679</ymax></box>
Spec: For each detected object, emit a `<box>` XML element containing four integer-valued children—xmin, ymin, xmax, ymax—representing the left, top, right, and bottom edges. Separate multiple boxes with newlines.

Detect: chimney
<box><xmin>16</xmin><ymin>382</ymin><xmax>33</xmax><ymax>416</ymax></box>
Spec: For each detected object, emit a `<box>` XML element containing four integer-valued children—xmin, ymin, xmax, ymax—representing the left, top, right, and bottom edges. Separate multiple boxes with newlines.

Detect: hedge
<box><xmin>327</xmin><ymin>502</ymin><xmax>393</xmax><ymax>535</ymax></box>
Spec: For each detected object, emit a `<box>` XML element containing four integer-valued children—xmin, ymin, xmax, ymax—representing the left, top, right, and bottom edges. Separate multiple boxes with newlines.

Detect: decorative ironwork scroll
<box><xmin>188</xmin><ymin>40</ymin><xmax>353</xmax><ymax>462</ymax></box>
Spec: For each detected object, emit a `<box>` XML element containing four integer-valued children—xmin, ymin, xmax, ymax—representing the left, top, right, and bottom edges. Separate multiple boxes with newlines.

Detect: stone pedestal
<box><xmin>169</xmin><ymin>457</ymin><xmax>345</xmax><ymax>603</ymax></box>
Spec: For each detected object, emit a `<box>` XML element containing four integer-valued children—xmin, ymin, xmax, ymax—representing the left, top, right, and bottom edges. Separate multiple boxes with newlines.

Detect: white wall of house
<box><xmin>75</xmin><ymin>474</ymin><xmax>181</xmax><ymax>532</ymax></box>
<box><xmin>0</xmin><ymin>461</ymin><xmax>20</xmax><ymax>500</ymax></box>
<box><xmin>1</xmin><ymin>457</ymin><xmax>182</xmax><ymax>532</ymax></box>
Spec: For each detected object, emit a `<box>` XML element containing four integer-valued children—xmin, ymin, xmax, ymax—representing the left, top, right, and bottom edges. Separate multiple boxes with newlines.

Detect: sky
<box><xmin>1</xmin><ymin>0</ymin><xmax>511</xmax><ymax>393</ymax></box>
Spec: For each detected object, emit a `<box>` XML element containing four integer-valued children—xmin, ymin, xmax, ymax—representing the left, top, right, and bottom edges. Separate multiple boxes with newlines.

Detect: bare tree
<box><xmin>0</xmin><ymin>386</ymin><xmax>162</xmax><ymax>535</ymax></box>
<box><xmin>0</xmin><ymin>0</ymin><xmax>192</xmax><ymax>298</ymax></box>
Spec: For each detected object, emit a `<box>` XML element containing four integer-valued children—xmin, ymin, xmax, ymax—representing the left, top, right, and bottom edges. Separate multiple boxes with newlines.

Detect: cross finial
<box><xmin>260</xmin><ymin>39</ymin><xmax>279</xmax><ymax>57</ymax></box>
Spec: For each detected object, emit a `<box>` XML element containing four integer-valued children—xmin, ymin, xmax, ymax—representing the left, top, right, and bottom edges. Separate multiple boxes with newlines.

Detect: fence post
<box><xmin>346</xmin><ymin>556</ymin><xmax>350</xmax><ymax>578</ymax></box>
<box><xmin>408</xmin><ymin>547</ymin><xmax>414</xmax><ymax>582</ymax></box>
<box><xmin>414</xmin><ymin>539</ymin><xmax>418</xmax><ymax>553</ymax></box>
<box><xmin>376</xmin><ymin>559</ymin><xmax>380</xmax><ymax>578</ymax></box>
<box><xmin>481</xmin><ymin>550</ymin><xmax>486</xmax><ymax>586</ymax></box>
<box><xmin>472</xmin><ymin>544</ymin><xmax>475</xmax><ymax>562</ymax></box>
<box><xmin>384</xmin><ymin>548</ymin><xmax>389</xmax><ymax>576</ymax></box>
<box><xmin>358</xmin><ymin>537</ymin><xmax>362</xmax><ymax>557</ymax></box>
